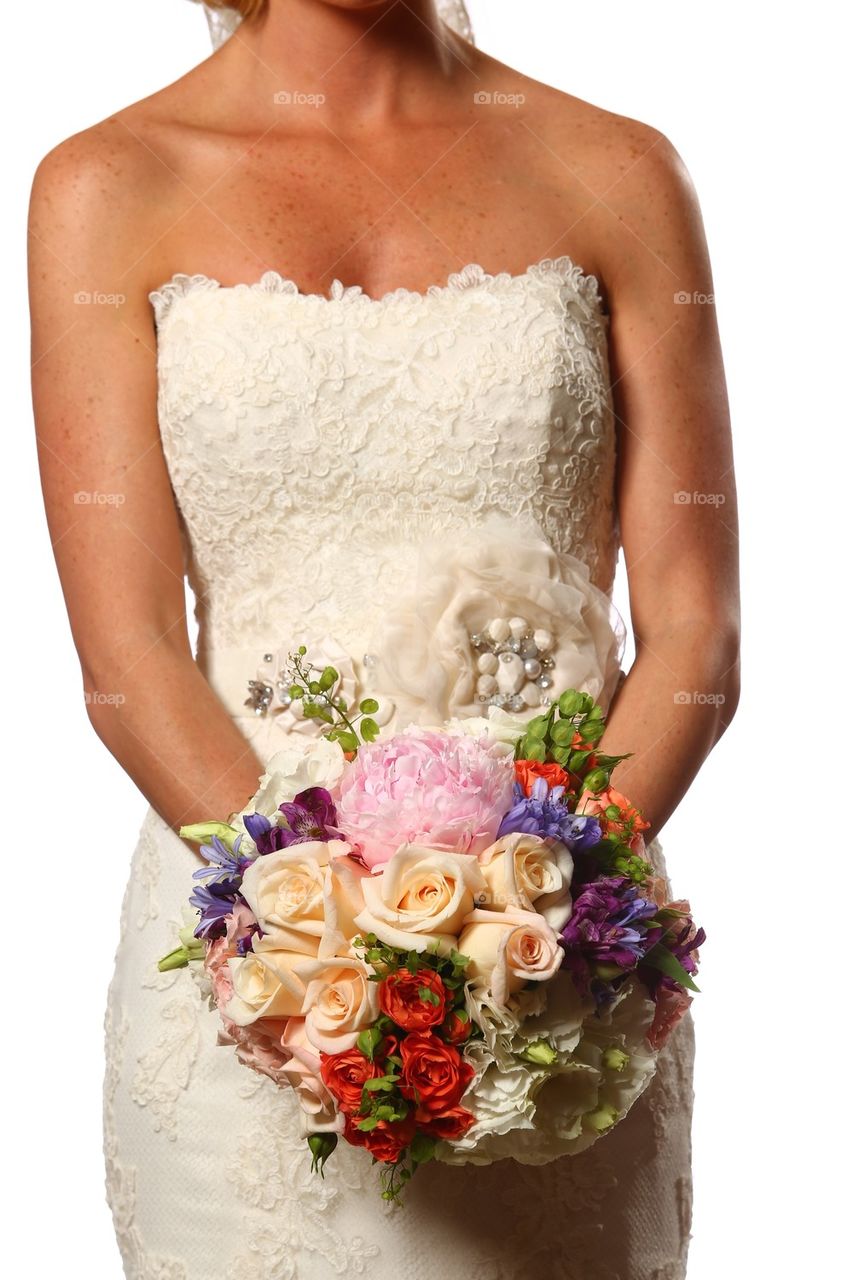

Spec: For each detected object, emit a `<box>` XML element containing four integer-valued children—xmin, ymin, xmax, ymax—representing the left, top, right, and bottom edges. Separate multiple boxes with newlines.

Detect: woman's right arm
<box><xmin>29</xmin><ymin>127</ymin><xmax>264</xmax><ymax>836</ymax></box>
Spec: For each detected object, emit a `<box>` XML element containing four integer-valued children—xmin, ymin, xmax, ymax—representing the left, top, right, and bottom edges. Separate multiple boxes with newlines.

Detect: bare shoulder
<box><xmin>529</xmin><ymin>81</ymin><xmax>710</xmax><ymax>288</ymax></box>
<box><xmin>28</xmin><ymin>70</ymin><xmax>208</xmax><ymax>296</ymax></box>
<box><xmin>475</xmin><ymin>48</ymin><xmax>708</xmax><ymax>286</ymax></box>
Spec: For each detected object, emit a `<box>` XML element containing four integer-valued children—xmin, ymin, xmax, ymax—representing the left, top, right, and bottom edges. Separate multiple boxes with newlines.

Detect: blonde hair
<box><xmin>204</xmin><ymin>0</ymin><xmax>266</xmax><ymax>19</ymax></box>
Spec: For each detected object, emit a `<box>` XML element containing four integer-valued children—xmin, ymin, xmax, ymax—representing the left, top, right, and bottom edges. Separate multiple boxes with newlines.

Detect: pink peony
<box><xmin>335</xmin><ymin>727</ymin><xmax>516</xmax><ymax>872</ymax></box>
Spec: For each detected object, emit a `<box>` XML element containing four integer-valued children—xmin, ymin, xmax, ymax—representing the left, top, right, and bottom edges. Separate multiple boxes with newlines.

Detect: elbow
<box><xmin>710</xmin><ymin>620</ymin><xmax>741</xmax><ymax>744</ymax></box>
<box><xmin>81</xmin><ymin>666</ymin><xmax>128</xmax><ymax>747</ymax></box>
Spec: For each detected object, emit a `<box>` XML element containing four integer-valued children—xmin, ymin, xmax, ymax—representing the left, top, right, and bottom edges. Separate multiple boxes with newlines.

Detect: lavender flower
<box><xmin>497</xmin><ymin>778</ymin><xmax>601</xmax><ymax>850</ymax></box>
<box><xmin>189</xmin><ymin>834</ymin><xmax>247</xmax><ymax>939</ymax></box>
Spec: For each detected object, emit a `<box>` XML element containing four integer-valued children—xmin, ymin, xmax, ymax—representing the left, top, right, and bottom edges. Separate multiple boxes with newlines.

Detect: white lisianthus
<box><xmin>476</xmin><ymin>833</ymin><xmax>575</xmax><ymax>930</ymax></box>
<box><xmin>223</xmin><ymin>933</ymin><xmax>318</xmax><ymax>1026</ymax></box>
<box><xmin>241</xmin><ymin>737</ymin><xmax>347</xmax><ymax>822</ymax></box>
<box><xmin>457</xmin><ymin>907</ymin><xmax>563</xmax><ymax>1005</ymax></box>
<box><xmin>298</xmin><ymin>955</ymin><xmax>379</xmax><ymax>1053</ymax></box>
<box><xmin>352</xmin><ymin>843</ymin><xmax>487</xmax><ymax>955</ymax></box>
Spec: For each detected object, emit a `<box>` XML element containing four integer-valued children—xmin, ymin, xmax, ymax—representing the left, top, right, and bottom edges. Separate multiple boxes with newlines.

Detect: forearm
<box><xmin>83</xmin><ymin>645</ymin><xmax>264</xmax><ymax>837</ymax></box>
<box><xmin>598</xmin><ymin>620</ymin><xmax>740</xmax><ymax>840</ymax></box>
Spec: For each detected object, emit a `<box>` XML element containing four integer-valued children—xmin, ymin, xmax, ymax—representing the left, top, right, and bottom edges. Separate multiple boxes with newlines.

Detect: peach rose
<box><xmin>457</xmin><ymin>907</ymin><xmax>563</xmax><ymax>1005</ymax></box>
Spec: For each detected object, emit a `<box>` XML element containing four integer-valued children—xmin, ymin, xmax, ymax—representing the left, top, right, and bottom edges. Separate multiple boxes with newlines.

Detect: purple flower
<box><xmin>190</xmin><ymin>878</ymin><xmax>241</xmax><ymax>939</ymax></box>
<box><xmin>559</xmin><ymin>875</ymin><xmax>661</xmax><ymax>1004</ymax></box>
<box><xmin>497</xmin><ymin>778</ymin><xmax>601</xmax><ymax>850</ymax></box>
<box><xmin>243</xmin><ymin>787</ymin><xmax>345</xmax><ymax>855</ymax></box>
<box><xmin>189</xmin><ymin>834</ymin><xmax>249</xmax><ymax>939</ymax></box>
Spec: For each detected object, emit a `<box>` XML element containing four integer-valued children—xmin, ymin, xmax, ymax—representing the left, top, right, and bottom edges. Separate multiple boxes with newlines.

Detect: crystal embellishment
<box><xmin>471</xmin><ymin>616</ymin><xmax>556</xmax><ymax>709</ymax></box>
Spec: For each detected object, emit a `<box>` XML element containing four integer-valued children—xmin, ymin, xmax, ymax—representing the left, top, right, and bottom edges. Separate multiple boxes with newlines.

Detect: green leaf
<box><xmin>410</xmin><ymin>1133</ymin><xmax>437</xmax><ymax>1165</ymax></box>
<box><xmin>338</xmin><ymin>731</ymin><xmax>359</xmax><ymax>753</ymax></box>
<box><xmin>642</xmin><ymin>944</ymin><xmax>701</xmax><ymax>993</ymax></box>
<box><xmin>359</xmin><ymin>697</ymin><xmax>379</xmax><ymax>714</ymax></box>
<box><xmin>524</xmin><ymin>739</ymin><xmax>548</xmax><ymax>763</ymax></box>
<box><xmin>550</xmin><ymin>720</ymin><xmax>575</xmax><ymax>747</ymax></box>
<box><xmin>359</xmin><ymin>717</ymin><xmax>379</xmax><ymax>742</ymax></box>
<box><xmin>525</xmin><ymin>715</ymin><xmax>551</xmax><ymax>740</ymax></box>
<box><xmin>552</xmin><ymin>746</ymin><xmax>570</xmax><ymax>766</ymax></box>
<box><xmin>318</xmin><ymin>665</ymin><xmax>339</xmax><ymax>691</ymax></box>
<box><xmin>558</xmin><ymin>689</ymin><xmax>587</xmax><ymax>717</ymax></box>
<box><xmin>357</xmin><ymin>1026</ymin><xmax>383</xmax><ymax>1061</ymax></box>
<box><xmin>567</xmin><ymin>750</ymin><xmax>591</xmax><ymax>773</ymax></box>
<box><xmin>418</xmin><ymin>984</ymin><xmax>441</xmax><ymax>1006</ymax></box>
<box><xmin>578</xmin><ymin>717</ymin><xmax>606</xmax><ymax>744</ymax></box>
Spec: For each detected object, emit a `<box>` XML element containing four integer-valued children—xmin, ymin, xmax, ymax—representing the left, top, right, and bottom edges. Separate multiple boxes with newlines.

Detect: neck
<box><xmin>216</xmin><ymin>0</ymin><xmax>475</xmax><ymax>123</ymax></box>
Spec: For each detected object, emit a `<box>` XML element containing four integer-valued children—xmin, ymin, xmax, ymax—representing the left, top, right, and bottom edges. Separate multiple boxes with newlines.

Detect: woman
<box><xmin>29</xmin><ymin>1</ymin><xmax>739</xmax><ymax>1276</ymax></box>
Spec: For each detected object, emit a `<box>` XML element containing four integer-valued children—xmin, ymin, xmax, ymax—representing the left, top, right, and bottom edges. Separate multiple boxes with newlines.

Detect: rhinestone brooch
<box><xmin>469</xmin><ymin>616</ymin><xmax>556</xmax><ymax>711</ymax></box>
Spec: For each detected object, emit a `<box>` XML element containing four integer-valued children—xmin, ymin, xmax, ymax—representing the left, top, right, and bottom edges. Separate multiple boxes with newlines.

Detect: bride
<box><xmin>28</xmin><ymin>1</ymin><xmax>739</xmax><ymax>1276</ymax></box>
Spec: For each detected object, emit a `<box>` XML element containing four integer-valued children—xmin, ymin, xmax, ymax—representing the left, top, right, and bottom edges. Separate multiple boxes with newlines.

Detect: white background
<box><xmin>5</xmin><ymin>1</ymin><xmax>850</xmax><ymax>1275</ymax></box>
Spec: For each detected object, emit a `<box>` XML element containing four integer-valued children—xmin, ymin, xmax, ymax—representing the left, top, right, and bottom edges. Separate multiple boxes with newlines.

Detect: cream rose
<box><xmin>240</xmin><ymin>839</ymin><xmax>351</xmax><ymax>949</ymax></box>
<box><xmin>458</xmin><ymin>907</ymin><xmax>563</xmax><ymax>1005</ymax></box>
<box><xmin>298</xmin><ymin>955</ymin><xmax>379</xmax><ymax>1053</ymax></box>
<box><xmin>223</xmin><ymin>934</ymin><xmax>318</xmax><ymax>1026</ymax></box>
<box><xmin>352</xmin><ymin>843</ymin><xmax>487</xmax><ymax>955</ymax></box>
<box><xmin>319</xmin><ymin>854</ymin><xmax>370</xmax><ymax>959</ymax></box>
<box><xmin>477</xmin><ymin>833</ymin><xmax>575</xmax><ymax>930</ymax></box>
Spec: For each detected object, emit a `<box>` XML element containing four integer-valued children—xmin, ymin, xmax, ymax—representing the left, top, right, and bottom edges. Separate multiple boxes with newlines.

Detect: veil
<box><xmin>200</xmin><ymin>2</ymin><xmax>475</xmax><ymax>50</ymax></box>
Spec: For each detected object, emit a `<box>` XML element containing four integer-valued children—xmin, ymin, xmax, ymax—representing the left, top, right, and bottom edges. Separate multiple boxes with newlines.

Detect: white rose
<box><xmin>223</xmin><ymin>933</ymin><xmax>317</xmax><ymax>1026</ymax></box>
<box><xmin>240</xmin><ymin>839</ymin><xmax>351</xmax><ymax>949</ymax></box>
<box><xmin>352</xmin><ymin>843</ymin><xmax>487</xmax><ymax>955</ymax></box>
<box><xmin>298</xmin><ymin>955</ymin><xmax>379</xmax><ymax>1053</ymax></box>
<box><xmin>457</xmin><ymin>907</ymin><xmax>563</xmax><ymax>1005</ymax></box>
<box><xmin>242</xmin><ymin>737</ymin><xmax>347</xmax><ymax>818</ymax></box>
<box><xmin>477</xmin><ymin>833</ymin><xmax>575</xmax><ymax>930</ymax></box>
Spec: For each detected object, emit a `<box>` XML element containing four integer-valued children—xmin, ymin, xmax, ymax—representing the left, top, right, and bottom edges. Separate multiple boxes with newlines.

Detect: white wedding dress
<box><xmin>103</xmin><ymin>257</ymin><xmax>696</xmax><ymax>1280</ymax></box>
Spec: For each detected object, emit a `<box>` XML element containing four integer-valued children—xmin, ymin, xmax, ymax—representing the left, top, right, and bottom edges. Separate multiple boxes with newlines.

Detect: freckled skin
<box><xmin>28</xmin><ymin>0</ymin><xmax>739</xmax><ymax>838</ymax></box>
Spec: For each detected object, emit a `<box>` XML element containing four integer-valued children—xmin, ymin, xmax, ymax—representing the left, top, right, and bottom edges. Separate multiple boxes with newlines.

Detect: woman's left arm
<box><xmin>595</xmin><ymin>127</ymin><xmax>740</xmax><ymax>839</ymax></box>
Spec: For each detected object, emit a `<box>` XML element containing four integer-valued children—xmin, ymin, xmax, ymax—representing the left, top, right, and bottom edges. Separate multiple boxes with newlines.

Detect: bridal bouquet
<box><xmin>160</xmin><ymin>649</ymin><xmax>704</xmax><ymax>1203</ymax></box>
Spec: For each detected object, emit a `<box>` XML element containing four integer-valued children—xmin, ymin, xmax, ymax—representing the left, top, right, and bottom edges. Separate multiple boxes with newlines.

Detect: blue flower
<box><xmin>497</xmin><ymin>778</ymin><xmax>601</xmax><ymax>850</ymax></box>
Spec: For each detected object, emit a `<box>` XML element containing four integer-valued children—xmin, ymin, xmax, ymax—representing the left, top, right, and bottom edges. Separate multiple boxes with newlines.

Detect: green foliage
<box><xmin>281</xmin><ymin>649</ymin><xmax>384</xmax><ymax>756</ymax></box>
<box><xmin>513</xmin><ymin>687</ymin><xmax>632</xmax><ymax>801</ymax></box>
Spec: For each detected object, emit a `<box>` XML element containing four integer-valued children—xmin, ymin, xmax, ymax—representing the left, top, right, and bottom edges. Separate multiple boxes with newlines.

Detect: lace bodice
<box><xmin>149</xmin><ymin>257</ymin><xmax>618</xmax><ymax>670</ymax></box>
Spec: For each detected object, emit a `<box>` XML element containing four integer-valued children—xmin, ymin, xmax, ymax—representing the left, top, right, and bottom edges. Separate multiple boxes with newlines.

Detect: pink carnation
<box><xmin>335</xmin><ymin>726</ymin><xmax>515</xmax><ymax>871</ymax></box>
